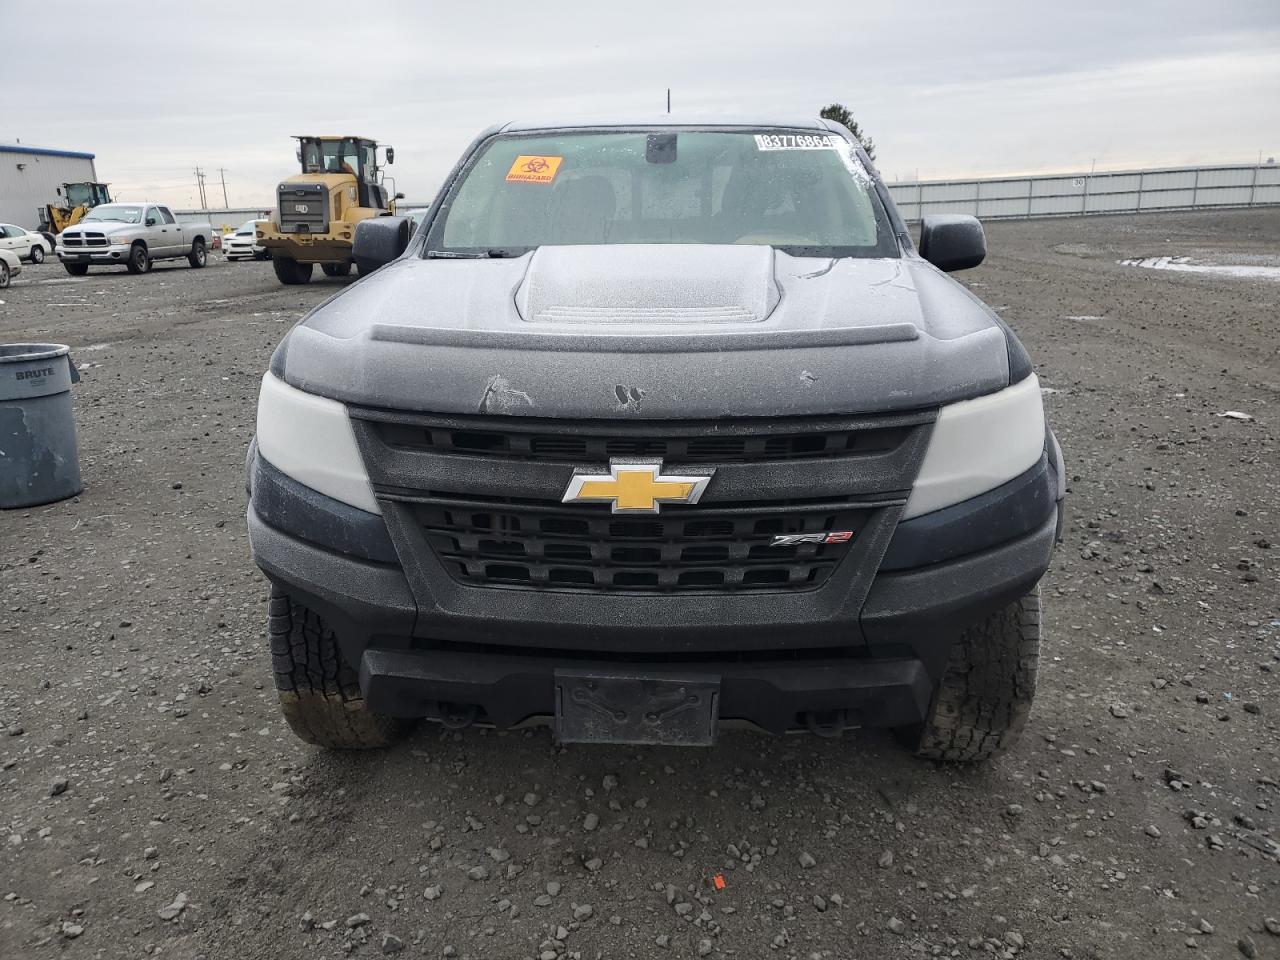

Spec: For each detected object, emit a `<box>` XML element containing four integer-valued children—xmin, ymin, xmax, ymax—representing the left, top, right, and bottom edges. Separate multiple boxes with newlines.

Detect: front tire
<box><xmin>906</xmin><ymin>588</ymin><xmax>1041</xmax><ymax>763</ymax></box>
<box><xmin>63</xmin><ymin>262</ymin><xmax>89</xmax><ymax>277</ymax></box>
<box><xmin>30</xmin><ymin>246</ymin><xmax>45</xmax><ymax>264</ymax></box>
<box><xmin>0</xmin><ymin>262</ymin><xmax>9</xmax><ymax>289</ymax></box>
<box><xmin>268</xmin><ymin>589</ymin><xmax>411</xmax><ymax>749</ymax></box>
<box><xmin>272</xmin><ymin>256</ymin><xmax>313</xmax><ymax>285</ymax></box>
<box><xmin>187</xmin><ymin>237</ymin><xmax>207</xmax><ymax>268</ymax></box>
<box><xmin>126</xmin><ymin>243</ymin><xmax>151</xmax><ymax>274</ymax></box>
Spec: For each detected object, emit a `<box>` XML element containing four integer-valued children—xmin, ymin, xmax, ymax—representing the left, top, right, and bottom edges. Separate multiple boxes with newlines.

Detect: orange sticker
<box><xmin>713</xmin><ymin>874</ymin><xmax>726</xmax><ymax>891</ymax></box>
<box><xmin>506</xmin><ymin>155</ymin><xmax>563</xmax><ymax>184</ymax></box>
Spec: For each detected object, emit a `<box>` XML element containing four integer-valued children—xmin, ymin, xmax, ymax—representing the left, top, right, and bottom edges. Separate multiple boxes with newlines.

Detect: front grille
<box><xmin>62</xmin><ymin>232</ymin><xmax>108</xmax><ymax>247</ymax></box>
<box><xmin>410</xmin><ymin>494</ymin><xmax>867</xmax><ymax>593</ymax></box>
<box><xmin>352</xmin><ymin>409</ymin><xmax>934</xmax><ymax>598</ymax></box>
<box><xmin>369</xmin><ymin>416</ymin><xmax>913</xmax><ymax>465</ymax></box>
<box><xmin>278</xmin><ymin>185</ymin><xmax>328</xmax><ymax>234</ymax></box>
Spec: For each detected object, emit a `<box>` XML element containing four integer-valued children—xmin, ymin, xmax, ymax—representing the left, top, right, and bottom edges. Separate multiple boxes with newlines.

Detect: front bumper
<box><xmin>57</xmin><ymin>244</ymin><xmax>130</xmax><ymax>263</ymax></box>
<box><xmin>257</xmin><ymin>226</ymin><xmax>352</xmax><ymax>263</ymax></box>
<box><xmin>246</xmin><ymin>438</ymin><xmax>1062</xmax><ymax>732</ymax></box>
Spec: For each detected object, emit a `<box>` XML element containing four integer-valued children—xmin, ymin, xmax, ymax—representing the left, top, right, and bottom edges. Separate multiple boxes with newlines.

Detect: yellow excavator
<box><xmin>38</xmin><ymin>182</ymin><xmax>113</xmax><ymax>240</ymax></box>
<box><xmin>256</xmin><ymin>136</ymin><xmax>402</xmax><ymax>284</ymax></box>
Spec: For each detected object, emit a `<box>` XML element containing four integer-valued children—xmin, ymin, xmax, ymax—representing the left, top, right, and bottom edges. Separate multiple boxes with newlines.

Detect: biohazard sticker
<box><xmin>506</xmin><ymin>155</ymin><xmax>564</xmax><ymax>184</ymax></box>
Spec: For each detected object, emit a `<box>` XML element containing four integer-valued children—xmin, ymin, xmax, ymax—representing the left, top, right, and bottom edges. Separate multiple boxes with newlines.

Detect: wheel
<box><xmin>272</xmin><ymin>256</ymin><xmax>314</xmax><ymax>285</ymax></box>
<box><xmin>254</xmin><ymin>249</ymin><xmax>269</xmax><ymax>261</ymax></box>
<box><xmin>321</xmin><ymin>261</ymin><xmax>352</xmax><ymax>277</ymax></box>
<box><xmin>126</xmin><ymin>243</ymin><xmax>151</xmax><ymax>274</ymax></box>
<box><xmin>268</xmin><ymin>588</ymin><xmax>412</xmax><ymax>749</ymax></box>
<box><xmin>187</xmin><ymin>237</ymin><xmax>207</xmax><ymax>269</ymax></box>
<box><xmin>0</xmin><ymin>262</ymin><xmax>9</xmax><ymax>289</ymax></box>
<box><xmin>29</xmin><ymin>245</ymin><xmax>45</xmax><ymax>264</ymax></box>
<box><xmin>63</xmin><ymin>262</ymin><xmax>89</xmax><ymax>277</ymax></box>
<box><xmin>905</xmin><ymin>587</ymin><xmax>1041</xmax><ymax>762</ymax></box>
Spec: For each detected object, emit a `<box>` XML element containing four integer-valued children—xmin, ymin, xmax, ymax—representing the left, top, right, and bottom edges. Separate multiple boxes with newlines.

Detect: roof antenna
<box><xmin>666</xmin><ymin>88</ymin><xmax>671</xmax><ymax>114</ymax></box>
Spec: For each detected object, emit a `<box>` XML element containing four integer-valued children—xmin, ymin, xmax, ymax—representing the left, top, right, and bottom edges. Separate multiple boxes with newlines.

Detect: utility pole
<box><xmin>666</xmin><ymin>88</ymin><xmax>670</xmax><ymax>114</ymax></box>
<box><xmin>194</xmin><ymin>167</ymin><xmax>207</xmax><ymax>209</ymax></box>
<box><xmin>219</xmin><ymin>168</ymin><xmax>229</xmax><ymax>208</ymax></box>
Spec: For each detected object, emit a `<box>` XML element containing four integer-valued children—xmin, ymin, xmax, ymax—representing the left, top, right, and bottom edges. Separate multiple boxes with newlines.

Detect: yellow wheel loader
<box><xmin>38</xmin><ymin>182</ymin><xmax>113</xmax><ymax>242</ymax></box>
<box><xmin>256</xmin><ymin>136</ymin><xmax>403</xmax><ymax>284</ymax></box>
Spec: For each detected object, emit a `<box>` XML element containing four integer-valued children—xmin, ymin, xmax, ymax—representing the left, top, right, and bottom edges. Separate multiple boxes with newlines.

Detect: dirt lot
<box><xmin>1</xmin><ymin>211</ymin><xmax>1277</xmax><ymax>960</ymax></box>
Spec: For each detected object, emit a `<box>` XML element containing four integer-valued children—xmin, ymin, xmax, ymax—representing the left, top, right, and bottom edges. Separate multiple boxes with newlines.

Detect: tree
<box><xmin>819</xmin><ymin>103</ymin><xmax>875</xmax><ymax>161</ymax></box>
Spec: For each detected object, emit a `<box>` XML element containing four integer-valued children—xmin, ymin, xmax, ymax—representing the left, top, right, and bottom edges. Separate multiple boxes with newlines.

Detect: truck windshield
<box><xmin>424</xmin><ymin>129</ymin><xmax>897</xmax><ymax>259</ymax></box>
<box><xmin>82</xmin><ymin>204</ymin><xmax>142</xmax><ymax>224</ymax></box>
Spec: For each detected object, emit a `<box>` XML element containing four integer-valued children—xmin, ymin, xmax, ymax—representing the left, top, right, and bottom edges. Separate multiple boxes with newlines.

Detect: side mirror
<box><xmin>386</xmin><ymin>146</ymin><xmax>395</xmax><ymax>164</ymax></box>
<box><xmin>919</xmin><ymin>215</ymin><xmax>986</xmax><ymax>272</ymax></box>
<box><xmin>146</xmin><ymin>217</ymin><xmax>157</xmax><ymax>226</ymax></box>
<box><xmin>394</xmin><ymin>191</ymin><xmax>405</xmax><ymax>201</ymax></box>
<box><xmin>354</xmin><ymin>216</ymin><xmax>409</xmax><ymax>274</ymax></box>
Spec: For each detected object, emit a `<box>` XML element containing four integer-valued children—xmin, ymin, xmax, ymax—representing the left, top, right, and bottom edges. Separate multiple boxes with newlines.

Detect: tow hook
<box><xmin>804</xmin><ymin>710</ymin><xmax>847</xmax><ymax>739</ymax></box>
<box><xmin>439</xmin><ymin>702</ymin><xmax>480</xmax><ymax>730</ymax></box>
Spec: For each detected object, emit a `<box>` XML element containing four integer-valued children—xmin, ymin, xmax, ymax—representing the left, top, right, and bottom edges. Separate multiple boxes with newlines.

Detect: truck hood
<box><xmin>66</xmin><ymin>222</ymin><xmax>142</xmax><ymax>236</ymax></box>
<box><xmin>280</xmin><ymin>244</ymin><xmax>1013</xmax><ymax>418</ymax></box>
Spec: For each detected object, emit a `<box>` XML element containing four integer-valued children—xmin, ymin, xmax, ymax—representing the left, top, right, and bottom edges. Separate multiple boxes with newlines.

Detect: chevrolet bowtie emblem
<box><xmin>562</xmin><ymin>460</ymin><xmax>714</xmax><ymax>514</ymax></box>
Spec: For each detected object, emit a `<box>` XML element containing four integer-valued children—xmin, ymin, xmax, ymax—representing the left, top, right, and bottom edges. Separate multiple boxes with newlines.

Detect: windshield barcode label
<box><xmin>754</xmin><ymin>134</ymin><xmax>839</xmax><ymax>151</ymax></box>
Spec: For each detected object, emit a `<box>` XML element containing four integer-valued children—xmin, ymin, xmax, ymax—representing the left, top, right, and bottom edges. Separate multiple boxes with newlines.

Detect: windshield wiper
<box><xmin>426</xmin><ymin>249</ymin><xmax>518</xmax><ymax>259</ymax></box>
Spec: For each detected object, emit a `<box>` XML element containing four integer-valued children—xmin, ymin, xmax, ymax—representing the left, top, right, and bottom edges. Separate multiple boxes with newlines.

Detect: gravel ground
<box><xmin>1</xmin><ymin>211</ymin><xmax>1277</xmax><ymax>959</ymax></box>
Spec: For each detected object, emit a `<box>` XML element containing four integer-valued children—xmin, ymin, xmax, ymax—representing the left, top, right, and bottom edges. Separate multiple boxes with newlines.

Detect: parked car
<box><xmin>55</xmin><ymin>203</ymin><xmax>214</xmax><ymax>275</ymax></box>
<box><xmin>223</xmin><ymin>220</ymin><xmax>270</xmax><ymax>261</ymax></box>
<box><xmin>0</xmin><ymin>223</ymin><xmax>53</xmax><ymax>264</ymax></box>
<box><xmin>250</xmin><ymin>117</ymin><xmax>1064</xmax><ymax>760</ymax></box>
<box><xmin>0</xmin><ymin>247</ymin><xmax>20</xmax><ymax>287</ymax></box>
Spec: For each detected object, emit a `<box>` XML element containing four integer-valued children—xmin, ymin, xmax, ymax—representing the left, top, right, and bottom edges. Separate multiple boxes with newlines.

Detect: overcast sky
<box><xmin>7</xmin><ymin>1</ymin><xmax>1279</xmax><ymax>209</ymax></box>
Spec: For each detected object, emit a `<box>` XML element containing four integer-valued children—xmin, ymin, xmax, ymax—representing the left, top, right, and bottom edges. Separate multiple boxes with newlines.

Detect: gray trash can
<box><xmin>1</xmin><ymin>343</ymin><xmax>83</xmax><ymax>508</ymax></box>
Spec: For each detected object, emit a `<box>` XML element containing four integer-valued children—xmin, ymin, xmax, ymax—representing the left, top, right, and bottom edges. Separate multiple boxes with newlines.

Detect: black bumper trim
<box><xmin>360</xmin><ymin>648</ymin><xmax>933</xmax><ymax>733</ymax></box>
<box><xmin>879</xmin><ymin>452</ymin><xmax>1054</xmax><ymax>571</ymax></box>
<box><xmin>247</xmin><ymin>506</ymin><xmax>417</xmax><ymax>658</ymax></box>
<box><xmin>862</xmin><ymin>509</ymin><xmax>1056</xmax><ymax>670</ymax></box>
<box><xmin>248</xmin><ymin>451</ymin><xmax>398</xmax><ymax>563</ymax></box>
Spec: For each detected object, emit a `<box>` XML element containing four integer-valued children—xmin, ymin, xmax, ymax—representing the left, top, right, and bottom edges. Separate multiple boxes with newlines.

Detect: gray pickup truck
<box><xmin>57</xmin><ymin>202</ymin><xmax>212</xmax><ymax>275</ymax></box>
<box><xmin>248</xmin><ymin>116</ymin><xmax>1065</xmax><ymax>762</ymax></box>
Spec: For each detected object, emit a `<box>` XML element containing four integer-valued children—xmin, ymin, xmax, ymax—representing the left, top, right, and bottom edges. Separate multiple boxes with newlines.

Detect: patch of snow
<box><xmin>1119</xmin><ymin>256</ymin><xmax>1280</xmax><ymax>281</ymax></box>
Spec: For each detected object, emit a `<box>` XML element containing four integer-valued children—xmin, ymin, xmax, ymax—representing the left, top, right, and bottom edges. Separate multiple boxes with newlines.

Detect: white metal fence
<box><xmin>886</xmin><ymin>162</ymin><xmax>1280</xmax><ymax>222</ymax></box>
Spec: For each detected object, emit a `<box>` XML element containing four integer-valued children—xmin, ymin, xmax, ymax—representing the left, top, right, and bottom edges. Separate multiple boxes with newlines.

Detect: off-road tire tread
<box><xmin>272</xmin><ymin>256</ymin><xmax>313</xmax><ymax>285</ymax></box>
<box><xmin>267</xmin><ymin>588</ymin><xmax>408</xmax><ymax>749</ymax></box>
<box><xmin>914</xmin><ymin>588</ymin><xmax>1041</xmax><ymax>762</ymax></box>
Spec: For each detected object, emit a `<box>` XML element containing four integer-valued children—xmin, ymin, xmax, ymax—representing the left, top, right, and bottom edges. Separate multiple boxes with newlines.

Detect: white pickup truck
<box><xmin>56</xmin><ymin>202</ymin><xmax>213</xmax><ymax>276</ymax></box>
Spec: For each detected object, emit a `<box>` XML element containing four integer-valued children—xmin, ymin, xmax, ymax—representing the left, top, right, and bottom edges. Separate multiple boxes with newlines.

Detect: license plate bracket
<box><xmin>554</xmin><ymin>670</ymin><xmax>720</xmax><ymax>746</ymax></box>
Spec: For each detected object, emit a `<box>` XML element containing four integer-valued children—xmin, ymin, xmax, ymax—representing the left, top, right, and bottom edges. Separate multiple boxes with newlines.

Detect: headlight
<box><xmin>109</xmin><ymin>235</ymin><xmax>134</xmax><ymax>246</ymax></box>
<box><xmin>902</xmin><ymin>374</ymin><xmax>1045</xmax><ymax>519</ymax></box>
<box><xmin>255</xmin><ymin>373</ymin><xmax>379</xmax><ymax>514</ymax></box>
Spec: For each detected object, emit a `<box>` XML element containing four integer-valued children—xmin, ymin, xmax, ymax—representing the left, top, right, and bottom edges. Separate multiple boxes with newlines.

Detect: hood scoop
<box><xmin>515</xmin><ymin>244</ymin><xmax>780</xmax><ymax>326</ymax></box>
